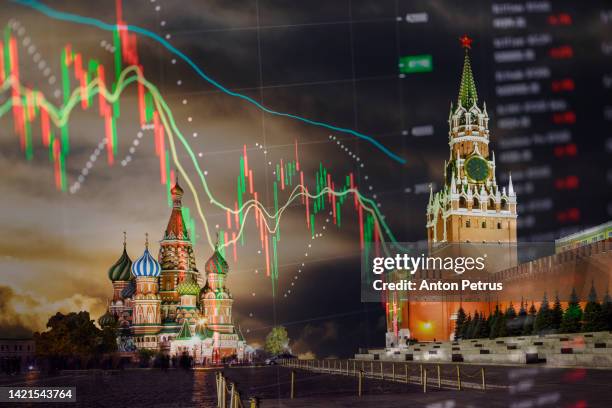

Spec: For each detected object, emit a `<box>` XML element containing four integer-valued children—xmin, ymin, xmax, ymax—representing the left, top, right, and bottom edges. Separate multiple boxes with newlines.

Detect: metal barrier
<box><xmin>216</xmin><ymin>371</ymin><xmax>255</xmax><ymax>408</ymax></box>
<box><xmin>279</xmin><ymin>358</ymin><xmax>490</xmax><ymax>394</ymax></box>
<box><xmin>214</xmin><ymin>359</ymin><xmax>490</xmax><ymax>405</ymax></box>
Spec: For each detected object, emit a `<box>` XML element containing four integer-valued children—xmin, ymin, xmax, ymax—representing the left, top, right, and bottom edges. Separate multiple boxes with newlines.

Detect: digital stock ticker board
<box><xmin>1</xmin><ymin>1</ymin><xmax>612</xmax><ymax>407</ymax></box>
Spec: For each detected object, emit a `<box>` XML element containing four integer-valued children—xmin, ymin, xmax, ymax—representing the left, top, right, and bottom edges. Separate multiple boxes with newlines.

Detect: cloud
<box><xmin>0</xmin><ymin>284</ymin><xmax>104</xmax><ymax>336</ymax></box>
<box><xmin>291</xmin><ymin>321</ymin><xmax>339</xmax><ymax>358</ymax></box>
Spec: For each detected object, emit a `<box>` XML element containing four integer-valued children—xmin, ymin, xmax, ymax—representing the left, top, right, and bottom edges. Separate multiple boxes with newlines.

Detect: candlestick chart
<box><xmin>0</xmin><ymin>1</ymin><xmax>398</xmax><ymax>298</ymax></box>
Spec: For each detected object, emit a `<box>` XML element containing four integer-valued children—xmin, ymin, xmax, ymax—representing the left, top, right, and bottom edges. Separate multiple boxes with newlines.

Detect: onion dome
<box><xmin>108</xmin><ymin>233</ymin><xmax>132</xmax><ymax>281</ymax></box>
<box><xmin>121</xmin><ymin>279</ymin><xmax>136</xmax><ymax>298</ymax></box>
<box><xmin>98</xmin><ymin>311</ymin><xmax>117</xmax><ymax>328</ymax></box>
<box><xmin>171</xmin><ymin>178</ymin><xmax>184</xmax><ymax>198</ymax></box>
<box><xmin>131</xmin><ymin>233</ymin><xmax>161</xmax><ymax>278</ymax></box>
<box><xmin>205</xmin><ymin>245</ymin><xmax>229</xmax><ymax>275</ymax></box>
<box><xmin>177</xmin><ymin>276</ymin><xmax>200</xmax><ymax>297</ymax></box>
<box><xmin>164</xmin><ymin>177</ymin><xmax>189</xmax><ymax>240</ymax></box>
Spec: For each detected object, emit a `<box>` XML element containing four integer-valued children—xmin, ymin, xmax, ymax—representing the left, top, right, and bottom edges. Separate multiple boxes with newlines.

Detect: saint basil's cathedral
<box><xmin>98</xmin><ymin>180</ymin><xmax>250</xmax><ymax>364</ymax></box>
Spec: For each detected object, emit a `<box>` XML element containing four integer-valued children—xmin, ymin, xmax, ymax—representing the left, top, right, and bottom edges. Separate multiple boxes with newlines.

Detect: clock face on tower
<box><xmin>464</xmin><ymin>155</ymin><xmax>490</xmax><ymax>182</ymax></box>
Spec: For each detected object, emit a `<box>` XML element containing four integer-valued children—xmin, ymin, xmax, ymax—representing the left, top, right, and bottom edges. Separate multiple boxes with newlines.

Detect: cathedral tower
<box><xmin>107</xmin><ymin>232</ymin><xmax>133</xmax><ymax>325</ymax></box>
<box><xmin>158</xmin><ymin>178</ymin><xmax>200</xmax><ymax>323</ymax></box>
<box><xmin>131</xmin><ymin>234</ymin><xmax>162</xmax><ymax>349</ymax></box>
<box><xmin>200</xmin><ymin>244</ymin><xmax>234</xmax><ymax>334</ymax></box>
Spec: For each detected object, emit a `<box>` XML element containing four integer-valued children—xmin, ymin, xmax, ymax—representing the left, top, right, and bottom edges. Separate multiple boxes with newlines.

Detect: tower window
<box><xmin>489</xmin><ymin>199</ymin><xmax>495</xmax><ymax>210</ymax></box>
<box><xmin>501</xmin><ymin>199</ymin><xmax>508</xmax><ymax>211</ymax></box>
<box><xmin>473</xmin><ymin>198</ymin><xmax>480</xmax><ymax>208</ymax></box>
<box><xmin>459</xmin><ymin>196</ymin><xmax>467</xmax><ymax>208</ymax></box>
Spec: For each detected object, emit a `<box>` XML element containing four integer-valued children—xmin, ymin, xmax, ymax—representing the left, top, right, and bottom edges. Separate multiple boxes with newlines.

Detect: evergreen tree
<box><xmin>551</xmin><ymin>293</ymin><xmax>563</xmax><ymax>332</ymax></box>
<box><xmin>479</xmin><ymin>312</ymin><xmax>490</xmax><ymax>338</ymax></box>
<box><xmin>522</xmin><ymin>302</ymin><xmax>536</xmax><ymax>335</ymax></box>
<box><xmin>454</xmin><ymin>307</ymin><xmax>466</xmax><ymax>340</ymax></box>
<box><xmin>505</xmin><ymin>302</ymin><xmax>520</xmax><ymax>336</ymax></box>
<box><xmin>489</xmin><ymin>305</ymin><xmax>502</xmax><ymax>339</ymax></box>
<box><xmin>582</xmin><ymin>284</ymin><xmax>606</xmax><ymax>332</ymax></box>
<box><xmin>516</xmin><ymin>300</ymin><xmax>527</xmax><ymax>335</ymax></box>
<box><xmin>534</xmin><ymin>293</ymin><xmax>552</xmax><ymax>334</ymax></box>
<box><xmin>468</xmin><ymin>312</ymin><xmax>480</xmax><ymax>339</ymax></box>
<box><xmin>461</xmin><ymin>314</ymin><xmax>472</xmax><ymax>339</ymax></box>
<box><xmin>602</xmin><ymin>291</ymin><xmax>612</xmax><ymax>331</ymax></box>
<box><xmin>497</xmin><ymin>308</ymin><xmax>508</xmax><ymax>338</ymax></box>
<box><xmin>560</xmin><ymin>288</ymin><xmax>582</xmax><ymax>333</ymax></box>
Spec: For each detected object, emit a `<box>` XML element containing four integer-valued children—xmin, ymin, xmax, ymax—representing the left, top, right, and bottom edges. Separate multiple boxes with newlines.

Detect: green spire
<box><xmin>457</xmin><ymin>35</ymin><xmax>478</xmax><ymax>107</ymax></box>
<box><xmin>176</xmin><ymin>319</ymin><xmax>193</xmax><ymax>340</ymax></box>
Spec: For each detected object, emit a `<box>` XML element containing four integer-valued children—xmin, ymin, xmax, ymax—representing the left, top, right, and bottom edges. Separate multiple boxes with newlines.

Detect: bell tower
<box><xmin>387</xmin><ymin>36</ymin><xmax>520</xmax><ymax>343</ymax></box>
<box><xmin>426</xmin><ymin>35</ymin><xmax>517</xmax><ymax>245</ymax></box>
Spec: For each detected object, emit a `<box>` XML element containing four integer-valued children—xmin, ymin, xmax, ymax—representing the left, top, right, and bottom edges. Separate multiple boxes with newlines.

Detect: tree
<box><xmin>461</xmin><ymin>314</ymin><xmax>472</xmax><ymax>339</ymax></box>
<box><xmin>516</xmin><ymin>300</ymin><xmax>527</xmax><ymax>334</ymax></box>
<box><xmin>489</xmin><ymin>305</ymin><xmax>502</xmax><ymax>339</ymax></box>
<box><xmin>265</xmin><ymin>326</ymin><xmax>290</xmax><ymax>355</ymax></box>
<box><xmin>551</xmin><ymin>293</ymin><xmax>563</xmax><ymax>332</ymax></box>
<box><xmin>454</xmin><ymin>307</ymin><xmax>466</xmax><ymax>340</ymax></box>
<box><xmin>522</xmin><ymin>302</ymin><xmax>536</xmax><ymax>335</ymax></box>
<box><xmin>479</xmin><ymin>312</ymin><xmax>490</xmax><ymax>338</ymax></box>
<box><xmin>34</xmin><ymin>311</ymin><xmax>103</xmax><ymax>358</ymax></box>
<box><xmin>582</xmin><ymin>284</ymin><xmax>606</xmax><ymax>332</ymax></box>
<box><xmin>602</xmin><ymin>291</ymin><xmax>612</xmax><ymax>331</ymax></box>
<box><xmin>534</xmin><ymin>293</ymin><xmax>552</xmax><ymax>334</ymax></box>
<box><xmin>468</xmin><ymin>312</ymin><xmax>480</xmax><ymax>339</ymax></box>
<box><xmin>560</xmin><ymin>288</ymin><xmax>582</xmax><ymax>333</ymax></box>
<box><xmin>497</xmin><ymin>313</ymin><xmax>508</xmax><ymax>338</ymax></box>
<box><xmin>505</xmin><ymin>303</ymin><xmax>521</xmax><ymax>336</ymax></box>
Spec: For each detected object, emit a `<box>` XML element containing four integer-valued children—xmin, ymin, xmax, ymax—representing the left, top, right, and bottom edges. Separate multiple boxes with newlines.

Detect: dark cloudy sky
<box><xmin>1</xmin><ymin>1</ymin><xmax>610</xmax><ymax>357</ymax></box>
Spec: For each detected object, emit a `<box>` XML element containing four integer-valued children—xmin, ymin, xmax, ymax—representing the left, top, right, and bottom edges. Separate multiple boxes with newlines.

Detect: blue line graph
<box><xmin>12</xmin><ymin>0</ymin><xmax>407</xmax><ymax>165</ymax></box>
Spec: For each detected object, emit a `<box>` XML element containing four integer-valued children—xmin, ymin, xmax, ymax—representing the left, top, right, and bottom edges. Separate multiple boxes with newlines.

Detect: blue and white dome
<box><xmin>131</xmin><ymin>246</ymin><xmax>161</xmax><ymax>278</ymax></box>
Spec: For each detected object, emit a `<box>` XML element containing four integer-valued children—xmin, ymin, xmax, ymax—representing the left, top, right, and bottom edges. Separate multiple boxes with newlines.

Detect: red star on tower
<box><xmin>459</xmin><ymin>34</ymin><xmax>473</xmax><ymax>49</ymax></box>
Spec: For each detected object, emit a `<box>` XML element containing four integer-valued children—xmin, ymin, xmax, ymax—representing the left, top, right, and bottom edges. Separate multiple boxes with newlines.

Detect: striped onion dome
<box><xmin>177</xmin><ymin>276</ymin><xmax>200</xmax><ymax>297</ymax></box>
<box><xmin>131</xmin><ymin>236</ymin><xmax>161</xmax><ymax>278</ymax></box>
<box><xmin>98</xmin><ymin>311</ymin><xmax>117</xmax><ymax>328</ymax></box>
<box><xmin>108</xmin><ymin>244</ymin><xmax>132</xmax><ymax>282</ymax></box>
<box><xmin>121</xmin><ymin>279</ymin><xmax>136</xmax><ymax>298</ymax></box>
<box><xmin>205</xmin><ymin>246</ymin><xmax>229</xmax><ymax>275</ymax></box>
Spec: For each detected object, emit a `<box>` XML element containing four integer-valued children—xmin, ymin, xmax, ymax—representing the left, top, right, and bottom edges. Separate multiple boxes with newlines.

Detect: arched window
<box><xmin>473</xmin><ymin>198</ymin><xmax>480</xmax><ymax>209</ymax></box>
<box><xmin>501</xmin><ymin>199</ymin><xmax>508</xmax><ymax>211</ymax></box>
<box><xmin>497</xmin><ymin>222</ymin><xmax>502</xmax><ymax>229</ymax></box>
<box><xmin>481</xmin><ymin>221</ymin><xmax>486</xmax><ymax>228</ymax></box>
<box><xmin>466</xmin><ymin>220</ymin><xmax>471</xmax><ymax>228</ymax></box>
<box><xmin>489</xmin><ymin>198</ymin><xmax>495</xmax><ymax>210</ymax></box>
<box><xmin>459</xmin><ymin>196</ymin><xmax>467</xmax><ymax>208</ymax></box>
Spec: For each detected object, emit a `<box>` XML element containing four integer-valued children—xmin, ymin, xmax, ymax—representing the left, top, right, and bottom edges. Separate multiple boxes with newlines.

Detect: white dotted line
<box><xmin>9</xmin><ymin>19</ymin><xmax>61</xmax><ymax>99</ymax></box>
<box><xmin>70</xmin><ymin>138</ymin><xmax>107</xmax><ymax>194</ymax></box>
<box><xmin>99</xmin><ymin>40</ymin><xmax>116</xmax><ymax>53</ymax></box>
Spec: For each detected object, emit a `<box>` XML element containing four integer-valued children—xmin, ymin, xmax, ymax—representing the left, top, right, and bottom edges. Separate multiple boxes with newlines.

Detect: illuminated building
<box><xmin>384</xmin><ymin>37</ymin><xmax>612</xmax><ymax>343</ymax></box>
<box><xmin>100</xmin><ymin>180</ymin><xmax>250</xmax><ymax>364</ymax></box>
<box><xmin>388</xmin><ymin>36</ymin><xmax>518</xmax><ymax>342</ymax></box>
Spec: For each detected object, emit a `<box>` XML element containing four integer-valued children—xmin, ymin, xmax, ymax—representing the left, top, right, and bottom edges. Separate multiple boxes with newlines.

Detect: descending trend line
<box><xmin>0</xmin><ymin>17</ymin><xmax>404</xmax><ymax>294</ymax></box>
<box><xmin>11</xmin><ymin>0</ymin><xmax>408</xmax><ymax>165</ymax></box>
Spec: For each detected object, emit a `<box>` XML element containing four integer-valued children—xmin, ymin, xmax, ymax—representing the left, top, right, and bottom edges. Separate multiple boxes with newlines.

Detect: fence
<box><xmin>215</xmin><ymin>360</ymin><xmax>492</xmax><ymax>406</ymax></box>
<box><xmin>279</xmin><ymin>358</ymin><xmax>490</xmax><ymax>393</ymax></box>
<box><xmin>215</xmin><ymin>372</ymin><xmax>259</xmax><ymax>408</ymax></box>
